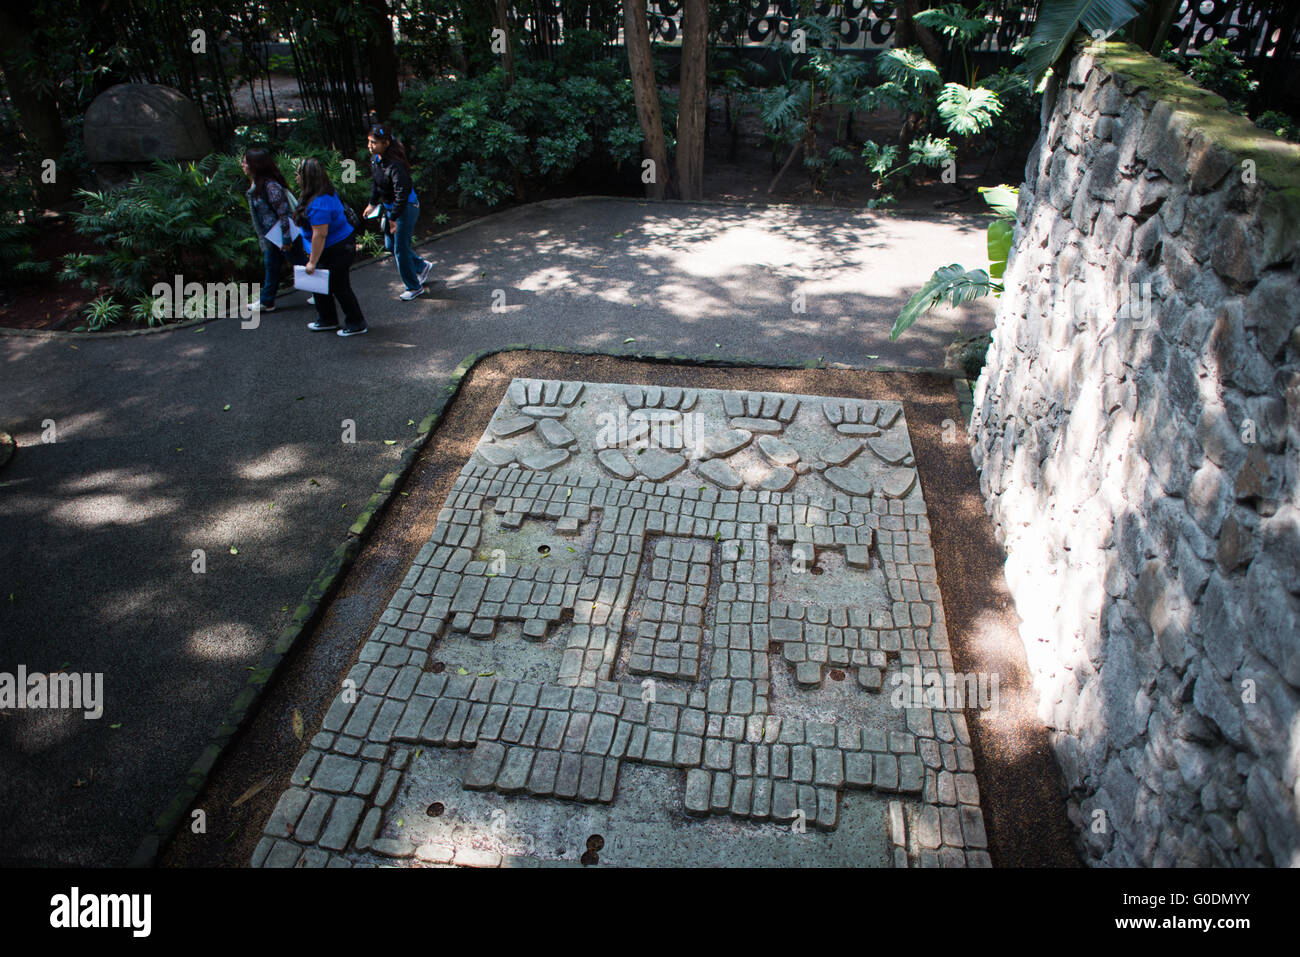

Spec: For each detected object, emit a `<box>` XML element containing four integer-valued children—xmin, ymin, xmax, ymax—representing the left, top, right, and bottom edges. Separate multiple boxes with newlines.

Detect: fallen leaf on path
<box><xmin>383</xmin><ymin>439</ymin><xmax>396</xmax><ymax>445</ymax></box>
<box><xmin>623</xmin><ymin>337</ymin><xmax>635</xmax><ymax>343</ymax></box>
<box><xmin>232</xmin><ymin>776</ymin><xmax>273</xmax><ymax>809</ymax></box>
<box><xmin>223</xmin><ymin>404</ymin><xmax>231</xmax><ymax>411</ymax></box>
<box><xmin>229</xmin><ymin>546</ymin><xmax>238</xmax><ymax>555</ymax></box>
<box><xmin>292</xmin><ymin>709</ymin><xmax>305</xmax><ymax>740</ymax></box>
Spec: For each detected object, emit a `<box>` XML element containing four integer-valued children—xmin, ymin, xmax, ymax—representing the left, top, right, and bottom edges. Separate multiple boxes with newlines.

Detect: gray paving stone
<box><xmin>875</xmin><ymin>753</ymin><xmax>899</xmax><ymax>791</ymax></box>
<box><xmin>528</xmin><ymin>749</ymin><xmax>560</xmax><ymax>795</ymax></box>
<box><xmin>899</xmin><ymin>754</ymin><xmax>925</xmax><ymax>794</ymax></box>
<box><xmin>498</xmin><ymin>747</ymin><xmax>536</xmax><ymax>793</ymax></box>
<box><xmin>554</xmin><ymin>752</ymin><xmax>583</xmax><ymax>799</ymax></box>
<box><xmin>697</xmin><ymin>458</ymin><xmax>743</xmax><ymax>490</ymax></box>
<box><xmin>685</xmin><ymin>768</ymin><xmax>711</xmax><ymax>814</ymax></box>
<box><xmin>675</xmin><ymin>734</ymin><xmax>703</xmax><ymax>767</ymax></box>
<box><xmin>314</xmin><ymin>755</ymin><xmax>362</xmax><ymax>793</ymax></box>
<box><xmin>264</xmin><ymin>839</ymin><xmax>304</xmax><ymax>868</ymax></box>
<box><xmin>465</xmin><ymin>741</ymin><xmax>506</xmax><ymax>789</ymax></box>
<box><xmin>814</xmin><ymin>748</ymin><xmax>844</xmax><ymax>787</ymax></box>
<box><xmin>578</xmin><ymin>755</ymin><xmax>604</xmax><ymax>801</ymax></box>
<box><xmin>266</xmin><ymin>787</ymin><xmax>310</xmax><ymax>839</ymax></box>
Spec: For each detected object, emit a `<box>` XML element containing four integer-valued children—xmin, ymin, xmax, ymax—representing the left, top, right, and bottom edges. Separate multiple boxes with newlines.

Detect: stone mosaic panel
<box><xmin>253</xmin><ymin>380</ymin><xmax>990</xmax><ymax>868</ymax></box>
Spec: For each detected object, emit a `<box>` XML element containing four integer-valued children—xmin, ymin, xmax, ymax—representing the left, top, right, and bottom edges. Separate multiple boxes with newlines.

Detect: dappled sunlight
<box><xmin>235</xmin><ymin>445</ymin><xmax>310</xmax><ymax>480</ymax></box>
<box><xmin>59</xmin><ymin>468</ymin><xmax>162</xmax><ymax>494</ymax></box>
<box><xmin>48</xmin><ymin>491</ymin><xmax>180</xmax><ymax>527</ymax></box>
<box><xmin>516</xmin><ymin>265</ymin><xmax>578</xmax><ymax>292</ymax></box>
<box><xmin>185</xmin><ymin>623</ymin><xmax>262</xmax><ymax>661</ymax></box>
<box><xmin>1</xmin><ymin>707</ymin><xmax>88</xmax><ymax>757</ymax></box>
<box><xmin>668</xmin><ymin>223</ymin><xmax>829</xmax><ymax>276</ymax></box>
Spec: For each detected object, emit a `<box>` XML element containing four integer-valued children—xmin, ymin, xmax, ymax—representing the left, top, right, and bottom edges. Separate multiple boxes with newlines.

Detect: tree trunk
<box><xmin>1129</xmin><ymin>0</ymin><xmax>1181</xmax><ymax>53</ymax></box>
<box><xmin>624</xmin><ymin>0</ymin><xmax>669</xmax><ymax>199</ymax></box>
<box><xmin>894</xmin><ymin>0</ymin><xmax>945</xmax><ymax>68</ymax></box>
<box><xmin>363</xmin><ymin>0</ymin><xmax>399</xmax><ymax>120</ymax></box>
<box><xmin>495</xmin><ymin>0</ymin><xmax>515</xmax><ymax>87</ymax></box>
<box><xmin>0</xmin><ymin>8</ymin><xmax>71</xmax><ymax>207</ymax></box>
<box><xmin>675</xmin><ymin>0</ymin><xmax>707</xmax><ymax>200</ymax></box>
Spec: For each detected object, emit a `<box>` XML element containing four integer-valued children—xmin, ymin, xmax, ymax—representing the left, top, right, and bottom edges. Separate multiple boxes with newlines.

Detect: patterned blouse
<box><xmin>246</xmin><ymin>179</ymin><xmax>293</xmax><ymax>249</ymax></box>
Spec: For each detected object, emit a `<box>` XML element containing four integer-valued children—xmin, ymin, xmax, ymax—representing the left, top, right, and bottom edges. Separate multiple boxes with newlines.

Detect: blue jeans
<box><xmin>383</xmin><ymin>203</ymin><xmax>428</xmax><ymax>291</ymax></box>
<box><xmin>261</xmin><ymin>240</ymin><xmax>305</xmax><ymax>307</ymax></box>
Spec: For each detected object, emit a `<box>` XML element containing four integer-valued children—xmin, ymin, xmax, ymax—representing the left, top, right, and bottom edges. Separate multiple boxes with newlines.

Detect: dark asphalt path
<box><xmin>0</xmin><ymin>198</ymin><xmax>992</xmax><ymax>866</ymax></box>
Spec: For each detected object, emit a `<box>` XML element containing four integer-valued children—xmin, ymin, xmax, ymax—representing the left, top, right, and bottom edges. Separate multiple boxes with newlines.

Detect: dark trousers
<box><xmin>313</xmin><ymin>237</ymin><xmax>367</xmax><ymax>332</ymax></box>
<box><xmin>261</xmin><ymin>240</ymin><xmax>306</xmax><ymax>306</ymax></box>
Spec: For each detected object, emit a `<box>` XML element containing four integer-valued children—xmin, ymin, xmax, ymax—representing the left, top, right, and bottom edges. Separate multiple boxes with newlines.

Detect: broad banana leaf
<box><xmin>1023</xmin><ymin>0</ymin><xmax>1148</xmax><ymax>88</ymax></box>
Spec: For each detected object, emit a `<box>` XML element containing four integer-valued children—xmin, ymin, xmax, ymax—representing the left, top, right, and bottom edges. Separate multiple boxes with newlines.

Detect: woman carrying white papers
<box><xmin>294</xmin><ymin>158</ymin><xmax>369</xmax><ymax>338</ymax></box>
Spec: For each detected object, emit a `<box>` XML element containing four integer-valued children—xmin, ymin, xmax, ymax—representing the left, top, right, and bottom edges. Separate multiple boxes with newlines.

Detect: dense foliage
<box><xmin>390</xmin><ymin>58</ymin><xmax>656</xmax><ymax>207</ymax></box>
<box><xmin>57</xmin><ymin>140</ymin><xmax>369</xmax><ymax>328</ymax></box>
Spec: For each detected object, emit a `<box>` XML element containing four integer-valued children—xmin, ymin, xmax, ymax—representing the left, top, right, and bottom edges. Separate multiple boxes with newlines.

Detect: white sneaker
<box><xmin>418</xmin><ymin>261</ymin><xmax>434</xmax><ymax>285</ymax></box>
<box><xmin>399</xmin><ymin>287</ymin><xmax>425</xmax><ymax>301</ymax></box>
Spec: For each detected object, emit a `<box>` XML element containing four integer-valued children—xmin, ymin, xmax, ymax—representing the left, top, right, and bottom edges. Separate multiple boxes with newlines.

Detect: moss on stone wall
<box><xmin>1093</xmin><ymin>42</ymin><xmax>1300</xmax><ymax>195</ymax></box>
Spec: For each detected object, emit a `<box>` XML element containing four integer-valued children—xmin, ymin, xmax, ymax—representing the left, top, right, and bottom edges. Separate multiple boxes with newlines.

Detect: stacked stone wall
<box><xmin>970</xmin><ymin>43</ymin><xmax>1300</xmax><ymax>866</ymax></box>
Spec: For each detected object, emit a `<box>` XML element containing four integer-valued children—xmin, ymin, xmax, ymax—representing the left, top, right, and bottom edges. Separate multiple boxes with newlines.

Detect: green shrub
<box><xmin>1161</xmin><ymin>39</ymin><xmax>1256</xmax><ymax>113</ymax></box>
<box><xmin>979</xmin><ymin>67</ymin><xmax>1040</xmax><ymax>152</ymax></box>
<box><xmin>59</xmin><ymin>155</ymin><xmax>258</xmax><ymax>305</ymax></box>
<box><xmin>1255</xmin><ymin>110</ymin><xmax>1300</xmax><ymax>142</ymax></box>
<box><xmin>0</xmin><ymin>175</ymin><xmax>50</xmax><ymax>291</ymax></box>
<box><xmin>389</xmin><ymin>60</ymin><xmax>649</xmax><ymax>207</ymax></box>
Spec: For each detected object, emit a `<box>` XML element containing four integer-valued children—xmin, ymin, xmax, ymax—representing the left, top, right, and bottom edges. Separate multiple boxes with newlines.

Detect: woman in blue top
<box><xmin>241</xmin><ymin>147</ymin><xmax>305</xmax><ymax>311</ymax></box>
<box><xmin>363</xmin><ymin>125</ymin><xmax>433</xmax><ymax>301</ymax></box>
<box><xmin>294</xmin><ymin>158</ymin><xmax>369</xmax><ymax>337</ymax></box>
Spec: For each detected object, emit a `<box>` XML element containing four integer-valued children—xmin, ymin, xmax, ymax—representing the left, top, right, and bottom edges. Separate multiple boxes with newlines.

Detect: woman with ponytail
<box><xmin>363</xmin><ymin>124</ymin><xmax>433</xmax><ymax>301</ymax></box>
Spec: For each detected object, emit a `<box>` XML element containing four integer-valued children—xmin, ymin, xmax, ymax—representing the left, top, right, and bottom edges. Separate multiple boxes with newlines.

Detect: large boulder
<box><xmin>83</xmin><ymin>83</ymin><xmax>213</xmax><ymax>165</ymax></box>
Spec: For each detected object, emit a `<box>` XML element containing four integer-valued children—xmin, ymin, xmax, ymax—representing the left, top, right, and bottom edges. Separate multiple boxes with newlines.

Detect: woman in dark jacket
<box><xmin>295</xmin><ymin>158</ymin><xmax>369</xmax><ymax>337</ymax></box>
<box><xmin>242</xmin><ymin>147</ymin><xmax>305</xmax><ymax>311</ymax></box>
<box><xmin>363</xmin><ymin>124</ymin><xmax>433</xmax><ymax>301</ymax></box>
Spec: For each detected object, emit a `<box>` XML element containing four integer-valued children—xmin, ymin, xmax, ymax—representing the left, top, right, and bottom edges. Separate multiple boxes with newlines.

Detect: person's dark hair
<box><xmin>292</xmin><ymin>157</ymin><xmax>336</xmax><ymax>227</ymax></box>
<box><xmin>243</xmin><ymin>147</ymin><xmax>289</xmax><ymax>202</ymax></box>
<box><xmin>369</xmin><ymin>124</ymin><xmax>411</xmax><ymax>172</ymax></box>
